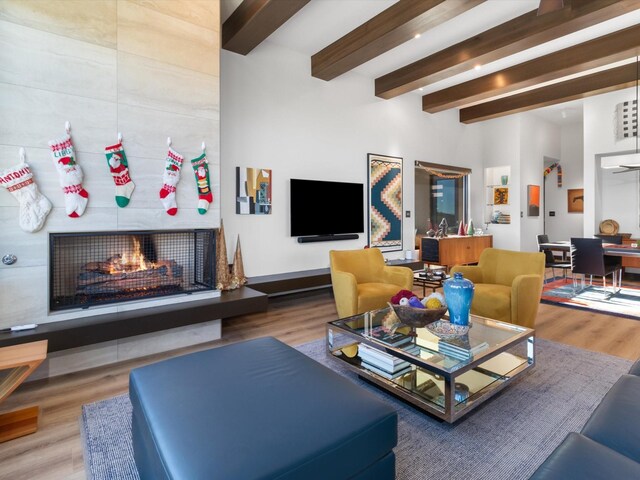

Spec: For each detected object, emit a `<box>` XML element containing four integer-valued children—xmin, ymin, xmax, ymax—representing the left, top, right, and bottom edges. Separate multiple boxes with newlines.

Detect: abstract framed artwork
<box><xmin>236</xmin><ymin>167</ymin><xmax>272</xmax><ymax>214</ymax></box>
<box><xmin>567</xmin><ymin>188</ymin><xmax>584</xmax><ymax>213</ymax></box>
<box><xmin>527</xmin><ymin>185</ymin><xmax>540</xmax><ymax>217</ymax></box>
<box><xmin>367</xmin><ymin>153</ymin><xmax>402</xmax><ymax>252</ymax></box>
<box><xmin>493</xmin><ymin>187</ymin><xmax>509</xmax><ymax>206</ymax></box>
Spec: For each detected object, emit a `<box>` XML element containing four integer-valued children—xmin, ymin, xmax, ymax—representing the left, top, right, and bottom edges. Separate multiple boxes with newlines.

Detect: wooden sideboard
<box><xmin>622</xmin><ymin>238</ymin><xmax>640</xmax><ymax>268</ymax></box>
<box><xmin>420</xmin><ymin>235</ymin><xmax>493</xmax><ymax>270</ymax></box>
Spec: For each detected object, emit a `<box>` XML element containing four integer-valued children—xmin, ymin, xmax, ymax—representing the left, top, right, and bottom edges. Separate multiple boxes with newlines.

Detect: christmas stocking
<box><xmin>0</xmin><ymin>161</ymin><xmax>52</xmax><ymax>232</ymax></box>
<box><xmin>191</xmin><ymin>153</ymin><xmax>213</xmax><ymax>214</ymax></box>
<box><xmin>105</xmin><ymin>142</ymin><xmax>135</xmax><ymax>207</ymax></box>
<box><xmin>49</xmin><ymin>133</ymin><xmax>89</xmax><ymax>217</ymax></box>
<box><xmin>159</xmin><ymin>148</ymin><xmax>183</xmax><ymax>215</ymax></box>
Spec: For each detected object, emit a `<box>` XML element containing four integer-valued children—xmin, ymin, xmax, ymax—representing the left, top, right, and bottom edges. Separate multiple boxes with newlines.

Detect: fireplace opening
<box><xmin>49</xmin><ymin>229</ymin><xmax>216</xmax><ymax>311</ymax></box>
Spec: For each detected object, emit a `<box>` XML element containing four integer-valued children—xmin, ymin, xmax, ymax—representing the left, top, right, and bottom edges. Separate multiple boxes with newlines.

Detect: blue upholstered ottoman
<box><xmin>129</xmin><ymin>337</ymin><xmax>397</xmax><ymax>479</ymax></box>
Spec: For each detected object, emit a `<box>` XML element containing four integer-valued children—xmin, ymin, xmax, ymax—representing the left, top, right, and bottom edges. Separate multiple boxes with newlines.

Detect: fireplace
<box><xmin>49</xmin><ymin>230</ymin><xmax>216</xmax><ymax>311</ymax></box>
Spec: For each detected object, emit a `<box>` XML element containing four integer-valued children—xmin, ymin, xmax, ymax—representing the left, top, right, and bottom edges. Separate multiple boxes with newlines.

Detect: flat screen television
<box><xmin>290</xmin><ymin>179</ymin><xmax>364</xmax><ymax>237</ymax></box>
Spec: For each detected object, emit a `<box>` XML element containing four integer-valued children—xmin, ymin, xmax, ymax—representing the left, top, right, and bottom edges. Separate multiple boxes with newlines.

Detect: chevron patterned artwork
<box><xmin>368</xmin><ymin>154</ymin><xmax>402</xmax><ymax>252</ymax></box>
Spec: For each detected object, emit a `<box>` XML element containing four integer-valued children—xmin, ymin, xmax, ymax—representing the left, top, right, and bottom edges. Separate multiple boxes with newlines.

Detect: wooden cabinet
<box><xmin>622</xmin><ymin>238</ymin><xmax>640</xmax><ymax>268</ymax></box>
<box><xmin>420</xmin><ymin>235</ymin><xmax>493</xmax><ymax>270</ymax></box>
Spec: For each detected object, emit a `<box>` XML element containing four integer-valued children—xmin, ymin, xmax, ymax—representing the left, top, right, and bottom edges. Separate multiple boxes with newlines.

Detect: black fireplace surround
<box><xmin>49</xmin><ymin>229</ymin><xmax>216</xmax><ymax>311</ymax></box>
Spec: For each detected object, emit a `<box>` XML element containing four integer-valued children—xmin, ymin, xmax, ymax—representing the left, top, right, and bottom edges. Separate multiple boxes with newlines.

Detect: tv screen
<box><xmin>290</xmin><ymin>179</ymin><xmax>364</xmax><ymax>237</ymax></box>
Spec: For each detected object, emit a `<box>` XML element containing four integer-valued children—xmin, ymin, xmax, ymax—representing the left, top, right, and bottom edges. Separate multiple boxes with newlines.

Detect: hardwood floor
<box><xmin>1</xmin><ymin>282</ymin><xmax>639</xmax><ymax>480</ymax></box>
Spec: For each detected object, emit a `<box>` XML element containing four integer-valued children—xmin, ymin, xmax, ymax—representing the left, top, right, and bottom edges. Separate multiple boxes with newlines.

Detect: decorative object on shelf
<box><xmin>49</xmin><ymin>121</ymin><xmax>89</xmax><ymax>218</ymax></box>
<box><xmin>426</xmin><ymin>320</ymin><xmax>470</xmax><ymax>338</ymax></box>
<box><xmin>493</xmin><ymin>187</ymin><xmax>508</xmax><ymax>205</ymax></box>
<box><xmin>567</xmin><ymin>188</ymin><xmax>584</xmax><ymax>213</ymax></box>
<box><xmin>236</xmin><ymin>166</ymin><xmax>271</xmax><ymax>215</ymax></box>
<box><xmin>543</xmin><ymin>162</ymin><xmax>563</xmax><ymax>187</ymax></box>
<box><xmin>0</xmin><ymin>148</ymin><xmax>52</xmax><ymax>232</ymax></box>
<box><xmin>426</xmin><ymin>218</ymin><xmax>435</xmax><ymax>237</ymax></box>
<box><xmin>105</xmin><ymin>133</ymin><xmax>135</xmax><ymax>208</ymax></box>
<box><xmin>230</xmin><ymin>234</ymin><xmax>247</xmax><ymax>289</ymax></box>
<box><xmin>368</xmin><ymin>154</ymin><xmax>402</xmax><ymax>252</ymax></box>
<box><xmin>467</xmin><ymin>219</ymin><xmax>474</xmax><ymax>236</ymax></box>
<box><xmin>443</xmin><ymin>272</ymin><xmax>474</xmax><ymax>326</ymax></box>
<box><xmin>159</xmin><ymin>137</ymin><xmax>183</xmax><ymax>216</ymax></box>
<box><xmin>457</xmin><ymin>220</ymin><xmax>466</xmax><ymax>236</ymax></box>
<box><xmin>500</xmin><ymin>175</ymin><xmax>508</xmax><ymax>185</ymax></box>
<box><xmin>599</xmin><ymin>219</ymin><xmax>619</xmax><ymax>235</ymax></box>
<box><xmin>436</xmin><ymin>217</ymin><xmax>448</xmax><ymax>238</ymax></box>
<box><xmin>192</xmin><ymin>142</ymin><xmax>213</xmax><ymax>215</ymax></box>
<box><xmin>527</xmin><ymin>185</ymin><xmax>540</xmax><ymax>217</ymax></box>
<box><xmin>215</xmin><ymin>219</ymin><xmax>231</xmax><ymax>290</ymax></box>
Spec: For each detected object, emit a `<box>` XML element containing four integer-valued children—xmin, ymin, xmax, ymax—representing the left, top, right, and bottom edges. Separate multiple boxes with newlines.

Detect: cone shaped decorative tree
<box><xmin>457</xmin><ymin>220</ymin><xmax>466</xmax><ymax>236</ymax></box>
<box><xmin>216</xmin><ymin>219</ymin><xmax>231</xmax><ymax>290</ymax></box>
<box><xmin>230</xmin><ymin>235</ymin><xmax>247</xmax><ymax>289</ymax></box>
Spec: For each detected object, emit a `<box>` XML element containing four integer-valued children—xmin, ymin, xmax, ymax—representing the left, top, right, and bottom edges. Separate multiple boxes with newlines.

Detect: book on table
<box><xmin>438</xmin><ymin>337</ymin><xmax>489</xmax><ymax>360</ymax></box>
<box><xmin>361</xmin><ymin>362</ymin><xmax>412</xmax><ymax>380</ymax></box>
<box><xmin>368</xmin><ymin>326</ymin><xmax>412</xmax><ymax>347</ymax></box>
<box><xmin>358</xmin><ymin>343</ymin><xmax>413</xmax><ymax>373</ymax></box>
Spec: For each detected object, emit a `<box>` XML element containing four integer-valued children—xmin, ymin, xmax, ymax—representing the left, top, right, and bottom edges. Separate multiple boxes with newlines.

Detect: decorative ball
<box><xmin>408</xmin><ymin>296</ymin><xmax>425</xmax><ymax>309</ymax></box>
<box><xmin>399</xmin><ymin>297</ymin><xmax>410</xmax><ymax>306</ymax></box>
<box><xmin>425</xmin><ymin>297</ymin><xmax>442</xmax><ymax>309</ymax></box>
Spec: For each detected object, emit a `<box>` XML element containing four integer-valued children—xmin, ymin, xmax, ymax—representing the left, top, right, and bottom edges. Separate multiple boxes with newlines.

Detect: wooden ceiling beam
<box><xmin>376</xmin><ymin>0</ymin><xmax>640</xmax><ymax>99</ymax></box>
<box><xmin>222</xmin><ymin>0</ymin><xmax>310</xmax><ymax>55</ymax></box>
<box><xmin>423</xmin><ymin>24</ymin><xmax>640</xmax><ymax>113</ymax></box>
<box><xmin>459</xmin><ymin>63</ymin><xmax>637</xmax><ymax>124</ymax></box>
<box><xmin>311</xmin><ymin>0</ymin><xmax>485</xmax><ymax>82</ymax></box>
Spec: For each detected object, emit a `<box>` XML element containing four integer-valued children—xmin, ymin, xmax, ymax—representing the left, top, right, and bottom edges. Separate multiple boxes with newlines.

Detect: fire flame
<box><xmin>109</xmin><ymin>237</ymin><xmax>155</xmax><ymax>274</ymax></box>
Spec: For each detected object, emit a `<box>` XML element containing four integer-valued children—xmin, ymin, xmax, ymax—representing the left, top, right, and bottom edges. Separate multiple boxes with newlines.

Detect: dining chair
<box><xmin>536</xmin><ymin>234</ymin><xmax>571</xmax><ymax>283</ymax></box>
<box><xmin>570</xmin><ymin>238</ymin><xmax>622</xmax><ymax>296</ymax></box>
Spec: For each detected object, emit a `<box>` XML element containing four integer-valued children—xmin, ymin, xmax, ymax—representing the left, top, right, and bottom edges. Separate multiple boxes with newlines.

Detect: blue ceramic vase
<box><xmin>443</xmin><ymin>272</ymin><xmax>475</xmax><ymax>326</ymax></box>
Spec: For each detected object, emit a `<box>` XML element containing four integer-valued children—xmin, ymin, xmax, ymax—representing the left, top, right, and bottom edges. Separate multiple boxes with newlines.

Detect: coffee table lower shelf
<box><xmin>328</xmin><ymin>344</ymin><xmax>533</xmax><ymax>423</ymax></box>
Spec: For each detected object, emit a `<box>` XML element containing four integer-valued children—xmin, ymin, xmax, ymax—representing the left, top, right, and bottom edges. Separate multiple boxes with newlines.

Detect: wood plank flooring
<box><xmin>1</xmin><ymin>280</ymin><xmax>640</xmax><ymax>480</ymax></box>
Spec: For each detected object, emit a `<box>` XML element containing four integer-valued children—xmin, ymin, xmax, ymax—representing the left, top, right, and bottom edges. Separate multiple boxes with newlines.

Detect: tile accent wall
<box><xmin>0</xmin><ymin>0</ymin><xmax>220</xmax><ymax>329</ymax></box>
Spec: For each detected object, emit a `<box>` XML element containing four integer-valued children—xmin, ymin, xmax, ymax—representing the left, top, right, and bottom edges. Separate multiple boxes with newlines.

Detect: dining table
<box><xmin>538</xmin><ymin>241</ymin><xmax>640</xmax><ymax>258</ymax></box>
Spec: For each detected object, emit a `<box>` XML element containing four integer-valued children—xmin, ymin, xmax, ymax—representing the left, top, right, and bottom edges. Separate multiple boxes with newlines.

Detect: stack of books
<box><xmin>438</xmin><ymin>337</ymin><xmax>489</xmax><ymax>361</ymax></box>
<box><xmin>359</xmin><ymin>343</ymin><xmax>415</xmax><ymax>380</ymax></box>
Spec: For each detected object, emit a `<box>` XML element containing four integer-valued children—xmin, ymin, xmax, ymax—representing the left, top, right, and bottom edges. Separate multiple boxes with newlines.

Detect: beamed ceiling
<box><xmin>222</xmin><ymin>0</ymin><xmax>640</xmax><ymax>124</ymax></box>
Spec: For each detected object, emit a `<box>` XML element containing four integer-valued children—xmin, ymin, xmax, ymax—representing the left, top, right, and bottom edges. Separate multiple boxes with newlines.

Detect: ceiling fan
<box><xmin>537</xmin><ymin>0</ymin><xmax>565</xmax><ymax>16</ymax></box>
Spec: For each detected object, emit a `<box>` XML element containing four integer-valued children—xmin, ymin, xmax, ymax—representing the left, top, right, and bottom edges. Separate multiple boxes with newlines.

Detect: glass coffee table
<box><xmin>326</xmin><ymin>307</ymin><xmax>534</xmax><ymax>423</ymax></box>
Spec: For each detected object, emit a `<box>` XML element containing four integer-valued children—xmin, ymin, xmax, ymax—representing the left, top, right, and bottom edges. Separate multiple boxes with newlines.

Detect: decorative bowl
<box><xmin>426</xmin><ymin>319</ymin><xmax>470</xmax><ymax>338</ymax></box>
<box><xmin>388</xmin><ymin>302</ymin><xmax>447</xmax><ymax>328</ymax></box>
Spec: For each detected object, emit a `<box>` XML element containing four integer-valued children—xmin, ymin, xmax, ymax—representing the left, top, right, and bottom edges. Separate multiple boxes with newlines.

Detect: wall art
<box><xmin>368</xmin><ymin>154</ymin><xmax>402</xmax><ymax>252</ymax></box>
<box><xmin>527</xmin><ymin>184</ymin><xmax>540</xmax><ymax>217</ymax></box>
<box><xmin>493</xmin><ymin>187</ymin><xmax>509</xmax><ymax>206</ymax></box>
<box><xmin>615</xmin><ymin>99</ymin><xmax>638</xmax><ymax>140</ymax></box>
<box><xmin>567</xmin><ymin>188</ymin><xmax>584</xmax><ymax>213</ymax></box>
<box><xmin>236</xmin><ymin>167</ymin><xmax>272</xmax><ymax>214</ymax></box>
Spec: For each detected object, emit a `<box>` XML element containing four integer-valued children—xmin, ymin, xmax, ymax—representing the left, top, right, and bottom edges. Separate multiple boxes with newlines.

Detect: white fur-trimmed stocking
<box><xmin>0</xmin><ymin>151</ymin><xmax>52</xmax><ymax>232</ymax></box>
<box><xmin>159</xmin><ymin>147</ymin><xmax>183</xmax><ymax>216</ymax></box>
<box><xmin>49</xmin><ymin>132</ymin><xmax>89</xmax><ymax>217</ymax></box>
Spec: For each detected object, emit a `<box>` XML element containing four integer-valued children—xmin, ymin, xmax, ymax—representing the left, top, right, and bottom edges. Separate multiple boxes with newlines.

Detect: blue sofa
<box><xmin>130</xmin><ymin>337</ymin><xmax>397</xmax><ymax>479</ymax></box>
<box><xmin>530</xmin><ymin>359</ymin><xmax>640</xmax><ymax>479</ymax></box>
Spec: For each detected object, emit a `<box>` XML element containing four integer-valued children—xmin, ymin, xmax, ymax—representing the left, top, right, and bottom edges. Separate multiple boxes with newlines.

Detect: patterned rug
<box><xmin>80</xmin><ymin>338</ymin><xmax>632</xmax><ymax>480</ymax></box>
<box><xmin>541</xmin><ymin>277</ymin><xmax>640</xmax><ymax>320</ymax></box>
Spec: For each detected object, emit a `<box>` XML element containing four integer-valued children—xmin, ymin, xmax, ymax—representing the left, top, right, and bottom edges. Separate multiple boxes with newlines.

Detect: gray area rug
<box><xmin>80</xmin><ymin>338</ymin><xmax>632</xmax><ymax>480</ymax></box>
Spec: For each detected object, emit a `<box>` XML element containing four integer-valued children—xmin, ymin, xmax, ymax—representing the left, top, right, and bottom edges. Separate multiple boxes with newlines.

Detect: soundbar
<box><xmin>297</xmin><ymin>234</ymin><xmax>359</xmax><ymax>243</ymax></box>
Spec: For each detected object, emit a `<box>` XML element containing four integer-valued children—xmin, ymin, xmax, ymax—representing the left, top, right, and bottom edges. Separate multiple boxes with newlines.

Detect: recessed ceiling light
<box><xmin>474</xmin><ymin>65</ymin><xmax>482</xmax><ymax>71</ymax></box>
<box><xmin>419</xmin><ymin>88</ymin><xmax>423</xmax><ymax>91</ymax></box>
<box><xmin>561</xmin><ymin>111</ymin><xmax>567</xmax><ymax>119</ymax></box>
<box><xmin>414</xmin><ymin>34</ymin><xmax>421</xmax><ymax>39</ymax></box>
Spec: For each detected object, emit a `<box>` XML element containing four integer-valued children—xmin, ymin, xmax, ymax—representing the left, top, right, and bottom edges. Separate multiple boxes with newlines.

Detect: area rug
<box><xmin>541</xmin><ymin>277</ymin><xmax>640</xmax><ymax>320</ymax></box>
<box><xmin>80</xmin><ymin>338</ymin><xmax>632</xmax><ymax>480</ymax></box>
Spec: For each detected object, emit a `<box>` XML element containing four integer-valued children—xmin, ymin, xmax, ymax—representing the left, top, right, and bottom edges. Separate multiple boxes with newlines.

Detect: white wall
<box><xmin>221</xmin><ymin>43</ymin><xmax>484</xmax><ymax>276</ymax></box>
<box><xmin>479</xmin><ymin>116</ymin><xmax>521</xmax><ymax>251</ymax></box>
<box><xmin>0</xmin><ymin>0</ymin><xmax>220</xmax><ymax>329</ymax></box>
<box><xmin>584</xmin><ymin>87</ymin><xmax>638</xmax><ymax>237</ymax></box>
<box><xmin>519</xmin><ymin>114</ymin><xmax>561</xmax><ymax>252</ymax></box>
<box><xmin>545</xmin><ymin>122</ymin><xmax>584</xmax><ymax>242</ymax></box>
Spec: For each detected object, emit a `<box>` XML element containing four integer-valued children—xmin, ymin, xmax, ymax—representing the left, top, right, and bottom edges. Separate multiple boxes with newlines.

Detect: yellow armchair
<box><xmin>329</xmin><ymin>248</ymin><xmax>414</xmax><ymax>318</ymax></box>
<box><xmin>450</xmin><ymin>248</ymin><xmax>545</xmax><ymax>329</ymax></box>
